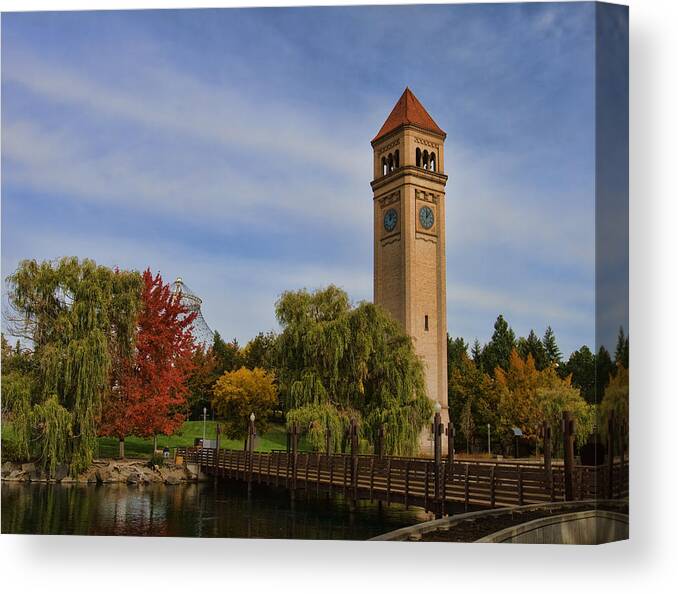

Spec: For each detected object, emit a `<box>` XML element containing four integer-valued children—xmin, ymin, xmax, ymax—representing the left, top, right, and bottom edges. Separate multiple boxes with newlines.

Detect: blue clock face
<box><xmin>419</xmin><ymin>206</ymin><xmax>435</xmax><ymax>229</ymax></box>
<box><xmin>383</xmin><ymin>208</ymin><xmax>398</xmax><ymax>232</ymax></box>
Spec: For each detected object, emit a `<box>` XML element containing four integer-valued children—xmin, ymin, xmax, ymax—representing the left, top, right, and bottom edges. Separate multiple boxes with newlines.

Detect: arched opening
<box><xmin>382</xmin><ymin>157</ymin><xmax>388</xmax><ymax>176</ymax></box>
<box><xmin>388</xmin><ymin>153</ymin><xmax>394</xmax><ymax>173</ymax></box>
<box><xmin>416</xmin><ymin>147</ymin><xmax>421</xmax><ymax>167</ymax></box>
<box><xmin>394</xmin><ymin>149</ymin><xmax>400</xmax><ymax>169</ymax></box>
<box><xmin>430</xmin><ymin>152</ymin><xmax>436</xmax><ymax>172</ymax></box>
<box><xmin>423</xmin><ymin>150</ymin><xmax>429</xmax><ymax>170</ymax></box>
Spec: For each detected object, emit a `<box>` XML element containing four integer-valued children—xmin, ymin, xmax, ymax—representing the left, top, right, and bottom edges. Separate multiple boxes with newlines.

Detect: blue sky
<box><xmin>2</xmin><ymin>3</ymin><xmax>624</xmax><ymax>356</ymax></box>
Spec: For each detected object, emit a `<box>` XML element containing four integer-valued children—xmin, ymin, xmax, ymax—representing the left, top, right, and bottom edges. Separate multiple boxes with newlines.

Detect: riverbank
<box><xmin>1</xmin><ymin>458</ymin><xmax>199</xmax><ymax>485</ymax></box>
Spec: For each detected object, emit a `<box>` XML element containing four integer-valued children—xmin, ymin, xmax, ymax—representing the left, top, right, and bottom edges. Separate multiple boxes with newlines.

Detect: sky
<box><xmin>1</xmin><ymin>3</ymin><xmax>627</xmax><ymax>357</ymax></box>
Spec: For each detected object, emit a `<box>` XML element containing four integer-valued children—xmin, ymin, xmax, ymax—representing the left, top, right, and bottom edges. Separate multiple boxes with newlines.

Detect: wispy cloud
<box><xmin>2</xmin><ymin>4</ymin><xmax>603</xmax><ymax>356</ymax></box>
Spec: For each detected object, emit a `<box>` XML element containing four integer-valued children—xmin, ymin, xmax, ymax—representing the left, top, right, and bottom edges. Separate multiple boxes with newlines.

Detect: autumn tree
<box><xmin>495</xmin><ymin>350</ymin><xmax>542</xmax><ymax>446</ymax></box>
<box><xmin>100</xmin><ymin>269</ymin><xmax>196</xmax><ymax>458</ymax></box>
<box><xmin>494</xmin><ymin>349</ymin><xmax>594</xmax><ymax>454</ymax></box>
<box><xmin>448</xmin><ymin>352</ymin><xmax>498</xmax><ymax>453</ymax></box>
<box><xmin>600</xmin><ymin>362</ymin><xmax>629</xmax><ymax>438</ymax></box>
<box><xmin>212</xmin><ymin>367</ymin><xmax>278</xmax><ymax>443</ymax></box>
<box><xmin>3</xmin><ymin>258</ymin><xmax>142</xmax><ymax>474</ymax></box>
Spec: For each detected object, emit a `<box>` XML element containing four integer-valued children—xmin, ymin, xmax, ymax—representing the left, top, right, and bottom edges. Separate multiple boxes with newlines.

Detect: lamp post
<box><xmin>433</xmin><ymin>401</ymin><xmax>442</xmax><ymax>517</ymax></box>
<box><xmin>247</xmin><ymin>412</ymin><xmax>256</xmax><ymax>496</ymax></box>
<box><xmin>202</xmin><ymin>406</ymin><xmax>207</xmax><ymax>443</ymax></box>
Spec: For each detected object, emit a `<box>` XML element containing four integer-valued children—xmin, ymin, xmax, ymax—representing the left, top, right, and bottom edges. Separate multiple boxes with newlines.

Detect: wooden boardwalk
<box><xmin>177</xmin><ymin>447</ymin><xmax>628</xmax><ymax>515</ymax></box>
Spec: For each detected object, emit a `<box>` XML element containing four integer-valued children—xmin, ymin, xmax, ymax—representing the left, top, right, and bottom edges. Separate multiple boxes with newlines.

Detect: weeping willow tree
<box><xmin>275</xmin><ymin>285</ymin><xmax>432</xmax><ymax>456</ymax></box>
<box><xmin>3</xmin><ymin>257</ymin><xmax>142</xmax><ymax>474</ymax></box>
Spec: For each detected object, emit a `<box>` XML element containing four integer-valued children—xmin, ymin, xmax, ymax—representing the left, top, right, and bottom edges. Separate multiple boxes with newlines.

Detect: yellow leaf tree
<box><xmin>600</xmin><ymin>363</ymin><xmax>629</xmax><ymax>438</ymax></box>
<box><xmin>495</xmin><ymin>349</ymin><xmax>594</xmax><ymax>452</ymax></box>
<box><xmin>212</xmin><ymin>367</ymin><xmax>278</xmax><ymax>442</ymax></box>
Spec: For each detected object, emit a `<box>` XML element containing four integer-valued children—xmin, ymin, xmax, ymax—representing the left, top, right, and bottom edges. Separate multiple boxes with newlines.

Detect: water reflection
<box><xmin>2</xmin><ymin>480</ymin><xmax>440</xmax><ymax>539</ymax></box>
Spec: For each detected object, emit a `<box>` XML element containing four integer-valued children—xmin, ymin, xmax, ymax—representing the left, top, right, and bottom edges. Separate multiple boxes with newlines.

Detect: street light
<box><xmin>202</xmin><ymin>406</ymin><xmax>207</xmax><ymax>442</ymax></box>
<box><xmin>250</xmin><ymin>412</ymin><xmax>256</xmax><ymax>422</ymax></box>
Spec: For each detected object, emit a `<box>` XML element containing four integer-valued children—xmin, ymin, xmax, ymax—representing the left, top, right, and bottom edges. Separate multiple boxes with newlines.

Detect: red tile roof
<box><xmin>372</xmin><ymin>88</ymin><xmax>446</xmax><ymax>143</ymax></box>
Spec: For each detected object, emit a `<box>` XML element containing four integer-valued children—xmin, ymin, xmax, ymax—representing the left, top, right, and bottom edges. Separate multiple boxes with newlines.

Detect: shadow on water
<box><xmin>2</xmin><ymin>480</ymin><xmax>470</xmax><ymax>539</ymax></box>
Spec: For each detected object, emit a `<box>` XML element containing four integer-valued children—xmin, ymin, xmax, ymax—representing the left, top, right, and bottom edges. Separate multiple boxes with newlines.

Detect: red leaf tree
<box><xmin>101</xmin><ymin>269</ymin><xmax>196</xmax><ymax>458</ymax></box>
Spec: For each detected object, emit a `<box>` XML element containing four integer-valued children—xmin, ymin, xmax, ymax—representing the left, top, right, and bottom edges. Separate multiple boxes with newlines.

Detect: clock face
<box><xmin>419</xmin><ymin>206</ymin><xmax>435</xmax><ymax>230</ymax></box>
<box><xmin>383</xmin><ymin>208</ymin><xmax>398</xmax><ymax>232</ymax></box>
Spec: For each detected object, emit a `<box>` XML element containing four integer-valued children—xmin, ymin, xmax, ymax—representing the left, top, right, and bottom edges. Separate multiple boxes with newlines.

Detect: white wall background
<box><xmin>1</xmin><ymin>1</ymin><xmax>676</xmax><ymax>593</ymax></box>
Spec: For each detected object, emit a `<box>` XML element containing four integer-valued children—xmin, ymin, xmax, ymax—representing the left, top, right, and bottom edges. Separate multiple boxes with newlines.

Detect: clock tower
<box><xmin>371</xmin><ymin>88</ymin><xmax>449</xmax><ymax>442</ymax></box>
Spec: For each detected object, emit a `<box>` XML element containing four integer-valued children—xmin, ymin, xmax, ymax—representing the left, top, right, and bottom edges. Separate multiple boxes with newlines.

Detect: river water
<box><xmin>2</xmin><ymin>480</ymin><xmax>435</xmax><ymax>539</ymax></box>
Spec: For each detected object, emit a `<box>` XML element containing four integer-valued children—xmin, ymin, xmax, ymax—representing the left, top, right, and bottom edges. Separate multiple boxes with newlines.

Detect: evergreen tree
<box><xmin>481</xmin><ymin>315</ymin><xmax>516</xmax><ymax>373</ymax></box>
<box><xmin>542</xmin><ymin>326</ymin><xmax>562</xmax><ymax>367</ymax></box>
<box><xmin>470</xmin><ymin>339</ymin><xmax>483</xmax><ymax>369</ymax></box>
<box><xmin>596</xmin><ymin>346</ymin><xmax>615</xmax><ymax>403</ymax></box>
<box><xmin>447</xmin><ymin>334</ymin><xmax>469</xmax><ymax>376</ymax></box>
<box><xmin>242</xmin><ymin>331</ymin><xmax>277</xmax><ymax>370</ymax></box>
<box><xmin>615</xmin><ymin>326</ymin><xmax>630</xmax><ymax>369</ymax></box>
<box><xmin>562</xmin><ymin>345</ymin><xmax>596</xmax><ymax>404</ymax></box>
<box><xmin>517</xmin><ymin>330</ymin><xmax>548</xmax><ymax>370</ymax></box>
<box><xmin>212</xmin><ymin>331</ymin><xmax>243</xmax><ymax>376</ymax></box>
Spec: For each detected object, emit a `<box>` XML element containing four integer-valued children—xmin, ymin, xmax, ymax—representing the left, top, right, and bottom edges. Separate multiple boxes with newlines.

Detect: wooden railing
<box><xmin>175</xmin><ymin>446</ymin><xmax>628</xmax><ymax>514</ymax></box>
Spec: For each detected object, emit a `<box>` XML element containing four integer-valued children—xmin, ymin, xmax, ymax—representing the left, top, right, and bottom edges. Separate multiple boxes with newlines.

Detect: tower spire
<box><xmin>372</xmin><ymin>88</ymin><xmax>446</xmax><ymax>143</ymax></box>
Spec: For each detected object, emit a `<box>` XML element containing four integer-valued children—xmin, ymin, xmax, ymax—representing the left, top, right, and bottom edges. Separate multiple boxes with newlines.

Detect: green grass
<box><xmin>96</xmin><ymin>421</ymin><xmax>307</xmax><ymax>459</ymax></box>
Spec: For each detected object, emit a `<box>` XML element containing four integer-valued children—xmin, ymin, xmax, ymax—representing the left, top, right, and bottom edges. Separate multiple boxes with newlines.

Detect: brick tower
<box><xmin>371</xmin><ymin>88</ymin><xmax>449</xmax><ymax>447</ymax></box>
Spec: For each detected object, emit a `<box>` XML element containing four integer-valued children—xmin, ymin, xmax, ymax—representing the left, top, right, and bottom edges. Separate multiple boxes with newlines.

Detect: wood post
<box><xmin>542</xmin><ymin>421</ymin><xmax>553</xmax><ymax>500</ymax></box>
<box><xmin>349</xmin><ymin>418</ymin><xmax>358</xmax><ymax>502</ymax></box>
<box><xmin>607</xmin><ymin>412</ymin><xmax>615</xmax><ymax>499</ymax></box>
<box><xmin>490</xmin><ymin>466</ymin><xmax>496</xmax><ymax>508</ymax></box>
<box><xmin>247</xmin><ymin>418</ymin><xmax>255</xmax><ymax>496</ymax></box>
<box><xmin>404</xmin><ymin>461</ymin><xmax>410</xmax><ymax>509</ymax></box>
<box><xmin>377</xmin><ymin>424</ymin><xmax>385</xmax><ymax>460</ymax></box>
<box><xmin>563</xmin><ymin>411</ymin><xmax>575</xmax><ymax>501</ymax></box>
<box><xmin>433</xmin><ymin>410</ymin><xmax>442</xmax><ymax>518</ymax></box>
<box><xmin>291</xmin><ymin>422</ymin><xmax>298</xmax><ymax>493</ymax></box>
<box><xmin>618</xmin><ymin>419</ymin><xmax>626</xmax><ymax>496</ymax></box>
<box><xmin>464</xmin><ymin>464</ymin><xmax>470</xmax><ymax>511</ymax></box>
<box><xmin>447</xmin><ymin>422</ymin><xmax>455</xmax><ymax>466</ymax></box>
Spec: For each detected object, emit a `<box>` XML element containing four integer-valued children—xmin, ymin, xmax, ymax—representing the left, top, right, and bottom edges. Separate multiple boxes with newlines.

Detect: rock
<box><xmin>54</xmin><ymin>464</ymin><xmax>69</xmax><ymax>481</ymax></box>
<box><xmin>127</xmin><ymin>472</ymin><xmax>140</xmax><ymax>484</ymax></box>
<box><xmin>60</xmin><ymin>476</ymin><xmax>76</xmax><ymax>483</ymax></box>
<box><xmin>164</xmin><ymin>474</ymin><xmax>181</xmax><ymax>485</ymax></box>
<box><xmin>1</xmin><ymin>461</ymin><xmax>16</xmax><ymax>477</ymax></box>
<box><xmin>7</xmin><ymin>470</ymin><xmax>28</xmax><ymax>482</ymax></box>
<box><xmin>96</xmin><ymin>467</ymin><xmax>113</xmax><ymax>483</ymax></box>
<box><xmin>30</xmin><ymin>468</ymin><xmax>48</xmax><ymax>482</ymax></box>
<box><xmin>21</xmin><ymin>462</ymin><xmax>36</xmax><ymax>473</ymax></box>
